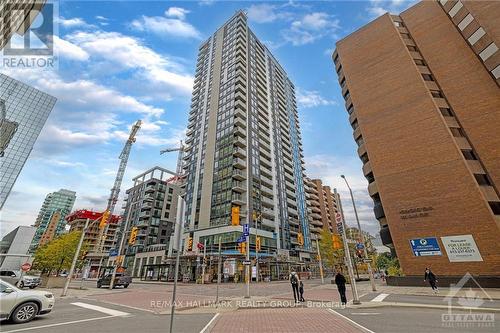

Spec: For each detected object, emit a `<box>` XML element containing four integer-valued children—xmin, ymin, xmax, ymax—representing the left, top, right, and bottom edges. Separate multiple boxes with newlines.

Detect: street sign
<box><xmin>21</xmin><ymin>263</ymin><xmax>31</xmax><ymax>272</ymax></box>
<box><xmin>335</xmin><ymin>212</ymin><xmax>342</xmax><ymax>222</ymax></box>
<box><xmin>109</xmin><ymin>248</ymin><xmax>118</xmax><ymax>256</ymax></box>
<box><xmin>242</xmin><ymin>260</ymin><xmax>251</xmax><ymax>265</ymax></box>
<box><xmin>237</xmin><ymin>235</ymin><xmax>246</xmax><ymax>243</ymax></box>
<box><xmin>362</xmin><ymin>258</ymin><xmax>372</xmax><ymax>263</ymax></box>
<box><xmin>356</xmin><ymin>243</ymin><xmax>365</xmax><ymax>250</ymax></box>
<box><xmin>410</xmin><ymin>237</ymin><xmax>442</xmax><ymax>256</ymax></box>
<box><xmin>243</xmin><ymin>224</ymin><xmax>249</xmax><ymax>236</ymax></box>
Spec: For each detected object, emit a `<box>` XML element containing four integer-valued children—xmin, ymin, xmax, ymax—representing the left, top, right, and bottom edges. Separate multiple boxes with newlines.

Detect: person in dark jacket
<box><xmin>289</xmin><ymin>271</ymin><xmax>300</xmax><ymax>303</ymax></box>
<box><xmin>424</xmin><ymin>267</ymin><xmax>439</xmax><ymax>293</ymax></box>
<box><xmin>299</xmin><ymin>280</ymin><xmax>305</xmax><ymax>302</ymax></box>
<box><xmin>334</xmin><ymin>268</ymin><xmax>348</xmax><ymax>306</ymax></box>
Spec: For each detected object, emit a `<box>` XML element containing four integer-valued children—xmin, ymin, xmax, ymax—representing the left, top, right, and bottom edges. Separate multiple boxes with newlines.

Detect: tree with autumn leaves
<box><xmin>318</xmin><ymin>229</ymin><xmax>345</xmax><ymax>276</ymax></box>
<box><xmin>33</xmin><ymin>231</ymin><xmax>87</xmax><ymax>276</ymax></box>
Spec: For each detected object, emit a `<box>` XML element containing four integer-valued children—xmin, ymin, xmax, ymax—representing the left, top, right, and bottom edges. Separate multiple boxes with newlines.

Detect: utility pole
<box><xmin>216</xmin><ymin>237</ymin><xmax>222</xmax><ymax>306</ymax></box>
<box><xmin>335</xmin><ymin>188</ymin><xmax>360</xmax><ymax>305</ymax></box>
<box><xmin>315</xmin><ymin>238</ymin><xmax>324</xmax><ymax>284</ymax></box>
<box><xmin>201</xmin><ymin>239</ymin><xmax>207</xmax><ymax>284</ymax></box>
<box><xmin>340</xmin><ymin>175</ymin><xmax>376</xmax><ymax>292</ymax></box>
<box><xmin>62</xmin><ymin>218</ymin><xmax>90</xmax><ymax>297</ymax></box>
<box><xmin>169</xmin><ymin>196</ymin><xmax>185</xmax><ymax>333</ymax></box>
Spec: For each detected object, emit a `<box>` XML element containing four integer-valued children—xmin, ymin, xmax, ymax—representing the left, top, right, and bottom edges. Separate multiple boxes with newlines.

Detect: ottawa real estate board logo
<box><xmin>442</xmin><ymin>273</ymin><xmax>495</xmax><ymax>329</ymax></box>
<box><xmin>1</xmin><ymin>1</ymin><xmax>58</xmax><ymax>69</ymax></box>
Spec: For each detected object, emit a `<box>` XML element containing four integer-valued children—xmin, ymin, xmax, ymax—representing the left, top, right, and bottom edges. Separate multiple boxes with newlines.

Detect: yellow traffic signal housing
<box><xmin>256</xmin><ymin>236</ymin><xmax>261</xmax><ymax>252</ymax></box>
<box><xmin>297</xmin><ymin>233</ymin><xmax>304</xmax><ymax>246</ymax></box>
<box><xmin>187</xmin><ymin>237</ymin><xmax>193</xmax><ymax>251</ymax></box>
<box><xmin>239</xmin><ymin>242</ymin><xmax>246</xmax><ymax>254</ymax></box>
<box><xmin>231</xmin><ymin>206</ymin><xmax>240</xmax><ymax>226</ymax></box>
<box><xmin>99</xmin><ymin>210</ymin><xmax>110</xmax><ymax>229</ymax></box>
<box><xmin>128</xmin><ymin>226</ymin><xmax>138</xmax><ymax>245</ymax></box>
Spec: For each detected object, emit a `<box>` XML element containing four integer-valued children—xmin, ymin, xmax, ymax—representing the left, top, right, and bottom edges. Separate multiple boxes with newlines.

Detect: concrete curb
<box><xmin>354</xmin><ymin>301</ymin><xmax>500</xmax><ymax>312</ymax></box>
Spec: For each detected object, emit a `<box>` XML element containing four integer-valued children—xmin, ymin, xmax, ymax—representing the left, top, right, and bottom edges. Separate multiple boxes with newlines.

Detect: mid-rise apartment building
<box><xmin>121</xmin><ymin>167</ymin><xmax>180</xmax><ymax>258</ymax></box>
<box><xmin>333</xmin><ymin>0</ymin><xmax>500</xmax><ymax>277</ymax></box>
<box><xmin>183</xmin><ymin>11</ymin><xmax>310</xmax><ymax>260</ymax></box>
<box><xmin>305</xmin><ymin>178</ymin><xmax>340</xmax><ymax>239</ymax></box>
<box><xmin>31</xmin><ymin>189</ymin><xmax>76</xmax><ymax>250</ymax></box>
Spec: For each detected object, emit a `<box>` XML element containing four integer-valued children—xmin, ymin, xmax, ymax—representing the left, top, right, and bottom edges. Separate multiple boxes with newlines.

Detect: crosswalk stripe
<box><xmin>371</xmin><ymin>293</ymin><xmax>389</xmax><ymax>302</ymax></box>
<box><xmin>71</xmin><ymin>302</ymin><xmax>130</xmax><ymax>317</ymax></box>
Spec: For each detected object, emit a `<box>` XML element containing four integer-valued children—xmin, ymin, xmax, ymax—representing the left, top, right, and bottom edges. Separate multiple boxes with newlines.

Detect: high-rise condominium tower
<box><xmin>183</xmin><ymin>11</ymin><xmax>309</xmax><ymax>259</ymax></box>
<box><xmin>333</xmin><ymin>0</ymin><xmax>500</xmax><ymax>278</ymax></box>
<box><xmin>31</xmin><ymin>189</ymin><xmax>76</xmax><ymax>250</ymax></box>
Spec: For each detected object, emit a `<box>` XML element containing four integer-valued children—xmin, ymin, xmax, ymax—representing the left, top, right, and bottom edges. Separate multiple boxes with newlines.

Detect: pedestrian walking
<box><xmin>289</xmin><ymin>271</ymin><xmax>300</xmax><ymax>303</ymax></box>
<box><xmin>335</xmin><ymin>268</ymin><xmax>348</xmax><ymax>306</ymax></box>
<box><xmin>299</xmin><ymin>280</ymin><xmax>305</xmax><ymax>302</ymax></box>
<box><xmin>424</xmin><ymin>267</ymin><xmax>439</xmax><ymax>293</ymax></box>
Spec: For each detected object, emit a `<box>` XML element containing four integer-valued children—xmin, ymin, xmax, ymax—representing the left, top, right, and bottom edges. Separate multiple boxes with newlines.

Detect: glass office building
<box><xmin>0</xmin><ymin>73</ymin><xmax>56</xmax><ymax>209</ymax></box>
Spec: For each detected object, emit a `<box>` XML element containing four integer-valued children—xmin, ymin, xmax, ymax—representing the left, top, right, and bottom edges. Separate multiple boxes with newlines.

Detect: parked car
<box><xmin>0</xmin><ymin>279</ymin><xmax>54</xmax><ymax>323</ymax></box>
<box><xmin>0</xmin><ymin>270</ymin><xmax>41</xmax><ymax>289</ymax></box>
<box><xmin>97</xmin><ymin>273</ymin><xmax>132</xmax><ymax>288</ymax></box>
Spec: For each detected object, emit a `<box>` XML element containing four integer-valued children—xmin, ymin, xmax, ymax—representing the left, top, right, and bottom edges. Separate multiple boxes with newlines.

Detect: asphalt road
<box><xmin>334</xmin><ymin>306</ymin><xmax>499</xmax><ymax>333</ymax></box>
<box><xmin>0</xmin><ymin>297</ymin><xmax>215</xmax><ymax>333</ymax></box>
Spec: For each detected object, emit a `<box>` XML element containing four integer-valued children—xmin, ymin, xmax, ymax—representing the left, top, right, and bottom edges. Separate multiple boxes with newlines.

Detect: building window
<box><xmin>430</xmin><ymin>90</ymin><xmax>444</xmax><ymax>98</ymax></box>
<box><xmin>450</xmin><ymin>127</ymin><xmax>465</xmax><ymax>137</ymax></box>
<box><xmin>347</xmin><ymin>104</ymin><xmax>354</xmax><ymax>115</ymax></box>
<box><xmin>407</xmin><ymin>45</ymin><xmax>418</xmax><ymax>52</ymax></box>
<box><xmin>360</xmin><ymin>152</ymin><xmax>369</xmax><ymax>164</ymax></box>
<box><xmin>355</xmin><ymin>135</ymin><xmax>364</xmax><ymax>147</ymax></box>
<box><xmin>394</xmin><ymin>21</ymin><xmax>405</xmax><ymax>27</ymax></box>
<box><xmin>440</xmin><ymin>107</ymin><xmax>453</xmax><ymax>117</ymax></box>
<box><xmin>422</xmin><ymin>74</ymin><xmax>434</xmax><ymax>81</ymax></box>
<box><xmin>343</xmin><ymin>90</ymin><xmax>350</xmax><ymax>100</ymax></box>
<box><xmin>474</xmin><ymin>174</ymin><xmax>492</xmax><ymax>186</ymax></box>
<box><xmin>414</xmin><ymin>59</ymin><xmax>426</xmax><ymax>66</ymax></box>
<box><xmin>400</xmin><ymin>33</ymin><xmax>411</xmax><ymax>39</ymax></box>
<box><xmin>333</xmin><ymin>53</ymin><xmax>339</xmax><ymax>64</ymax></box>
<box><xmin>489</xmin><ymin>202</ymin><xmax>500</xmax><ymax>215</ymax></box>
<box><xmin>462</xmin><ymin>149</ymin><xmax>477</xmax><ymax>160</ymax></box>
<box><xmin>351</xmin><ymin>119</ymin><xmax>359</xmax><ymax>130</ymax></box>
<box><xmin>365</xmin><ymin>172</ymin><xmax>375</xmax><ymax>183</ymax></box>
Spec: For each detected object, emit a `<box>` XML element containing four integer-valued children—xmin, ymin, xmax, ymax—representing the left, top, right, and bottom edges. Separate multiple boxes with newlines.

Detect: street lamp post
<box><xmin>62</xmin><ymin>218</ymin><xmax>90</xmax><ymax>297</ymax></box>
<box><xmin>340</xmin><ymin>175</ymin><xmax>377</xmax><ymax>292</ymax></box>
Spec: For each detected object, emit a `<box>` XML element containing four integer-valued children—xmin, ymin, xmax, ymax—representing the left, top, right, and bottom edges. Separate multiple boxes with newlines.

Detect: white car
<box><xmin>0</xmin><ymin>279</ymin><xmax>54</xmax><ymax>323</ymax></box>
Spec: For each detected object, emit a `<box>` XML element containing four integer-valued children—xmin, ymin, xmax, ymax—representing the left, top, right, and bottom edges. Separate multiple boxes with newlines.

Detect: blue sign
<box><xmin>410</xmin><ymin>237</ymin><xmax>442</xmax><ymax>256</ymax></box>
<box><xmin>243</xmin><ymin>224</ymin><xmax>249</xmax><ymax>236</ymax></box>
<box><xmin>356</xmin><ymin>243</ymin><xmax>364</xmax><ymax>250</ymax></box>
<box><xmin>109</xmin><ymin>249</ymin><xmax>118</xmax><ymax>256</ymax></box>
<box><xmin>237</xmin><ymin>235</ymin><xmax>246</xmax><ymax>243</ymax></box>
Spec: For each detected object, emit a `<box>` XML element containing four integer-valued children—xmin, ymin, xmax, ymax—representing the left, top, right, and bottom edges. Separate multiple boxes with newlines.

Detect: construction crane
<box><xmin>160</xmin><ymin>141</ymin><xmax>187</xmax><ymax>182</ymax></box>
<box><xmin>95</xmin><ymin>120</ymin><xmax>142</xmax><ymax>254</ymax></box>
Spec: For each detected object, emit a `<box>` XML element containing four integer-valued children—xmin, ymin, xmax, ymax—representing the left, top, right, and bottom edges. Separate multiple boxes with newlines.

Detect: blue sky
<box><xmin>0</xmin><ymin>0</ymin><xmax>416</xmax><ymax>237</ymax></box>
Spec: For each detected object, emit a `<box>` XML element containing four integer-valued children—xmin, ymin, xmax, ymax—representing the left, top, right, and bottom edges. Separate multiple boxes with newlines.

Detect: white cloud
<box><xmin>58</xmin><ymin>17</ymin><xmax>88</xmax><ymax>28</ymax></box>
<box><xmin>53</xmin><ymin>36</ymin><xmax>89</xmax><ymax>61</ymax></box>
<box><xmin>282</xmin><ymin>12</ymin><xmax>340</xmax><ymax>46</ymax></box>
<box><xmin>366</xmin><ymin>0</ymin><xmax>416</xmax><ymax>19</ymax></box>
<box><xmin>95</xmin><ymin>15</ymin><xmax>108</xmax><ymax>21</ymax></box>
<box><xmin>297</xmin><ymin>90</ymin><xmax>336</xmax><ymax>108</ymax></box>
<box><xmin>65</xmin><ymin>30</ymin><xmax>194</xmax><ymax>96</ymax></box>
<box><xmin>247</xmin><ymin>4</ymin><xmax>292</xmax><ymax>23</ymax></box>
<box><xmin>131</xmin><ymin>8</ymin><xmax>201</xmax><ymax>40</ymax></box>
<box><xmin>198</xmin><ymin>0</ymin><xmax>215</xmax><ymax>6</ymax></box>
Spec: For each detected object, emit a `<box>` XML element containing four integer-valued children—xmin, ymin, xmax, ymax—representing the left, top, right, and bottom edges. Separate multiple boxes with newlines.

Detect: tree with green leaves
<box><xmin>33</xmin><ymin>231</ymin><xmax>87</xmax><ymax>276</ymax></box>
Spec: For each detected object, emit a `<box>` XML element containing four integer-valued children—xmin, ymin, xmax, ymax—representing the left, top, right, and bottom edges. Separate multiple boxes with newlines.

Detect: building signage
<box><xmin>400</xmin><ymin>206</ymin><xmax>434</xmax><ymax>220</ymax></box>
<box><xmin>409</xmin><ymin>237</ymin><xmax>442</xmax><ymax>256</ymax></box>
<box><xmin>243</xmin><ymin>224</ymin><xmax>249</xmax><ymax>236</ymax></box>
<box><xmin>441</xmin><ymin>235</ymin><xmax>483</xmax><ymax>262</ymax></box>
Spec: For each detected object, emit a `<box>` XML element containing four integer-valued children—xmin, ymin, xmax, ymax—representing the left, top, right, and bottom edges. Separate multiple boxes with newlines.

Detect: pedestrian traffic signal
<box><xmin>187</xmin><ymin>237</ymin><xmax>193</xmax><ymax>251</ymax></box>
<box><xmin>239</xmin><ymin>242</ymin><xmax>246</xmax><ymax>254</ymax></box>
<box><xmin>99</xmin><ymin>210</ymin><xmax>110</xmax><ymax>229</ymax></box>
<box><xmin>256</xmin><ymin>236</ymin><xmax>261</xmax><ymax>252</ymax></box>
<box><xmin>231</xmin><ymin>206</ymin><xmax>240</xmax><ymax>226</ymax></box>
<box><xmin>332</xmin><ymin>234</ymin><xmax>342</xmax><ymax>250</ymax></box>
<box><xmin>128</xmin><ymin>226</ymin><xmax>138</xmax><ymax>245</ymax></box>
<box><xmin>297</xmin><ymin>233</ymin><xmax>304</xmax><ymax>246</ymax></box>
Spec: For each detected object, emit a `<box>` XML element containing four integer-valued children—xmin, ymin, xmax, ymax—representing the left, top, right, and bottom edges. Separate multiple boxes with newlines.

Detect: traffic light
<box><xmin>128</xmin><ymin>227</ymin><xmax>138</xmax><ymax>245</ymax></box>
<box><xmin>99</xmin><ymin>210</ymin><xmax>110</xmax><ymax>229</ymax></box>
<box><xmin>187</xmin><ymin>237</ymin><xmax>193</xmax><ymax>251</ymax></box>
<box><xmin>297</xmin><ymin>233</ymin><xmax>304</xmax><ymax>246</ymax></box>
<box><xmin>256</xmin><ymin>236</ymin><xmax>261</xmax><ymax>252</ymax></box>
<box><xmin>239</xmin><ymin>242</ymin><xmax>246</xmax><ymax>254</ymax></box>
<box><xmin>332</xmin><ymin>234</ymin><xmax>342</xmax><ymax>250</ymax></box>
<box><xmin>231</xmin><ymin>206</ymin><xmax>240</xmax><ymax>226</ymax></box>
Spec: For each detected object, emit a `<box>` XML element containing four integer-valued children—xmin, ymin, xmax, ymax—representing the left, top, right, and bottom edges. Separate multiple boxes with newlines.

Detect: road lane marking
<box><xmin>327</xmin><ymin>309</ymin><xmax>376</xmax><ymax>333</ymax></box>
<box><xmin>199</xmin><ymin>313</ymin><xmax>220</xmax><ymax>333</ymax></box>
<box><xmin>1</xmin><ymin>315</ymin><xmax>116</xmax><ymax>333</ymax></box>
<box><xmin>371</xmin><ymin>293</ymin><xmax>389</xmax><ymax>302</ymax></box>
<box><xmin>351</xmin><ymin>312</ymin><xmax>381</xmax><ymax>315</ymax></box>
<box><xmin>71</xmin><ymin>302</ymin><xmax>130</xmax><ymax>317</ymax></box>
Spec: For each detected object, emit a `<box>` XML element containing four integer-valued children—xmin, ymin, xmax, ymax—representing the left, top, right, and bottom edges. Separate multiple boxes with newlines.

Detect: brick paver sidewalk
<box><xmin>208</xmin><ymin>308</ymin><xmax>363</xmax><ymax>333</ymax></box>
